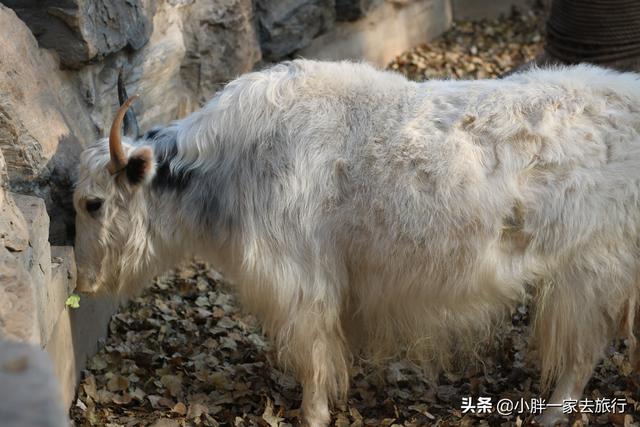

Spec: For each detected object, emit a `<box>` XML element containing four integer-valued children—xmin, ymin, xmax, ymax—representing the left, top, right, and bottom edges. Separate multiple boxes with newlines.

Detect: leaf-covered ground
<box><xmin>70</xmin><ymin>262</ymin><xmax>639</xmax><ymax>427</ymax></box>
<box><xmin>71</xmin><ymin>9</ymin><xmax>640</xmax><ymax>427</ymax></box>
<box><xmin>388</xmin><ymin>7</ymin><xmax>543</xmax><ymax>81</ymax></box>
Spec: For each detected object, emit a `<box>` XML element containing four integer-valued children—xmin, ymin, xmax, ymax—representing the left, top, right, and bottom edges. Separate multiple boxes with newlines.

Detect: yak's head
<box><xmin>73</xmin><ymin>77</ymin><xmax>157</xmax><ymax>295</ymax></box>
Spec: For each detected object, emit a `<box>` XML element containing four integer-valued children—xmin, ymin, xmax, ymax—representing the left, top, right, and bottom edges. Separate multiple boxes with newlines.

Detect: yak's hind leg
<box><xmin>534</xmin><ymin>265</ymin><xmax>634</xmax><ymax>426</ymax></box>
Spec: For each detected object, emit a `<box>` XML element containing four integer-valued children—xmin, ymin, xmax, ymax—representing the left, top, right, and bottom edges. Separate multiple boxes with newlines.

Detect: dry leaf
<box><xmin>149</xmin><ymin>419</ymin><xmax>182</xmax><ymax>427</ymax></box>
<box><xmin>106</xmin><ymin>374</ymin><xmax>129</xmax><ymax>392</ymax></box>
<box><xmin>187</xmin><ymin>402</ymin><xmax>209</xmax><ymax>419</ymax></box>
<box><xmin>82</xmin><ymin>375</ymin><xmax>98</xmax><ymax>402</ymax></box>
<box><xmin>112</xmin><ymin>393</ymin><xmax>132</xmax><ymax>405</ymax></box>
<box><xmin>335</xmin><ymin>413</ymin><xmax>350</xmax><ymax>427</ymax></box>
<box><xmin>161</xmin><ymin>374</ymin><xmax>183</xmax><ymax>397</ymax></box>
<box><xmin>147</xmin><ymin>395</ymin><xmax>163</xmax><ymax>409</ymax></box>
<box><xmin>171</xmin><ymin>402</ymin><xmax>187</xmax><ymax>416</ymax></box>
<box><xmin>262</xmin><ymin>398</ymin><xmax>284</xmax><ymax>427</ymax></box>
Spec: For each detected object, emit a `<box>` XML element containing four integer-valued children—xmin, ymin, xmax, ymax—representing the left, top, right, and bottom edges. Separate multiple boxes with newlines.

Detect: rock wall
<box><xmin>0</xmin><ymin>5</ymin><xmax>95</xmax><ymax>244</ymax></box>
<box><xmin>4</xmin><ymin>0</ymin><xmax>155</xmax><ymax>69</ymax></box>
<box><xmin>255</xmin><ymin>0</ymin><xmax>336</xmax><ymax>60</ymax></box>
<box><xmin>181</xmin><ymin>0</ymin><xmax>261</xmax><ymax>104</ymax></box>
<box><xmin>0</xmin><ymin>146</ymin><xmax>78</xmax><ymax>425</ymax></box>
<box><xmin>0</xmin><ymin>148</ymin><xmax>37</xmax><ymax>344</ymax></box>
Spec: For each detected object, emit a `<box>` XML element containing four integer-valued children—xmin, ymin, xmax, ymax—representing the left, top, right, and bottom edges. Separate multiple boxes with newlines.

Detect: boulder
<box><xmin>76</xmin><ymin>0</ymin><xmax>193</xmax><ymax>136</ymax></box>
<box><xmin>255</xmin><ymin>0</ymin><xmax>336</xmax><ymax>61</ymax></box>
<box><xmin>77</xmin><ymin>0</ymin><xmax>262</xmax><ymax>137</ymax></box>
<box><xmin>181</xmin><ymin>0</ymin><xmax>262</xmax><ymax>104</ymax></box>
<box><xmin>0</xmin><ymin>246</ymin><xmax>38</xmax><ymax>344</ymax></box>
<box><xmin>0</xmin><ymin>151</ymin><xmax>29</xmax><ymax>253</ymax></box>
<box><xmin>1</xmin><ymin>0</ymin><xmax>156</xmax><ymax>69</ymax></box>
<box><xmin>13</xmin><ymin>195</ymin><xmax>53</xmax><ymax>345</ymax></box>
<box><xmin>0</xmin><ymin>4</ymin><xmax>96</xmax><ymax>244</ymax></box>
<box><xmin>0</xmin><ymin>148</ymin><xmax>39</xmax><ymax>344</ymax></box>
<box><xmin>0</xmin><ymin>192</ymin><xmax>77</xmax><ymax>347</ymax></box>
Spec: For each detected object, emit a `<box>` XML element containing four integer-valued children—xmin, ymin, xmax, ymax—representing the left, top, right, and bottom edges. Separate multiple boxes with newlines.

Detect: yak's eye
<box><xmin>85</xmin><ymin>199</ymin><xmax>103</xmax><ymax>214</ymax></box>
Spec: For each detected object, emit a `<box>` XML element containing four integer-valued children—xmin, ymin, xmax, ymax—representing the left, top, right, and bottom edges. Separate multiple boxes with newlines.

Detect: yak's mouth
<box><xmin>75</xmin><ymin>268</ymin><xmax>101</xmax><ymax>293</ymax></box>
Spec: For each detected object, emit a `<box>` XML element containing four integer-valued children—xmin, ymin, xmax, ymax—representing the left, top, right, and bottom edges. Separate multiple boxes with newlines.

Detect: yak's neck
<box><xmin>145</xmin><ymin>126</ymin><xmax>238</xmax><ymax>269</ymax></box>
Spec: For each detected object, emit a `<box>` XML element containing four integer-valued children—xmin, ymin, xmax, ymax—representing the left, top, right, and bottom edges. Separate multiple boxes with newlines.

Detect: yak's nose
<box><xmin>75</xmin><ymin>268</ymin><xmax>100</xmax><ymax>293</ymax></box>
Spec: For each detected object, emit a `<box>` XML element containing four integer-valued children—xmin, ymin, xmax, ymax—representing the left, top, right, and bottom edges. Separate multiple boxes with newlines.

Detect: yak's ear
<box><xmin>125</xmin><ymin>146</ymin><xmax>155</xmax><ymax>186</ymax></box>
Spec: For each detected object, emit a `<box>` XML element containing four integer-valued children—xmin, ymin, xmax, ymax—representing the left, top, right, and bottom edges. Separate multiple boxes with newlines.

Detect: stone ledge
<box><xmin>0</xmin><ymin>245</ymin><xmax>38</xmax><ymax>344</ymax></box>
<box><xmin>6</xmin><ymin>191</ymin><xmax>116</xmax><ymax>409</ymax></box>
<box><xmin>2</xmin><ymin>190</ymin><xmax>116</xmax><ymax>411</ymax></box>
<box><xmin>45</xmin><ymin>293</ymin><xmax>118</xmax><ymax>408</ymax></box>
<box><xmin>13</xmin><ymin>194</ymin><xmax>54</xmax><ymax>346</ymax></box>
<box><xmin>300</xmin><ymin>0</ymin><xmax>452</xmax><ymax>67</ymax></box>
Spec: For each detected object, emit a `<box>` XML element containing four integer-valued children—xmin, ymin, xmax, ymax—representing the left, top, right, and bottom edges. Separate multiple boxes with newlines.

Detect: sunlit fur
<box><xmin>74</xmin><ymin>60</ymin><xmax>640</xmax><ymax>426</ymax></box>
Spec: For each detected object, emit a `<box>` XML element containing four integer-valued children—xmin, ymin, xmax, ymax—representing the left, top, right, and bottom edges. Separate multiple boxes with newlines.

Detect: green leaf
<box><xmin>66</xmin><ymin>294</ymin><xmax>81</xmax><ymax>309</ymax></box>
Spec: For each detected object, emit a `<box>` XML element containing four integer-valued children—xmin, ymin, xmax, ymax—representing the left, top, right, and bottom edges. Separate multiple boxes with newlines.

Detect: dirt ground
<box><xmin>71</xmin><ymin>8</ymin><xmax>640</xmax><ymax>427</ymax></box>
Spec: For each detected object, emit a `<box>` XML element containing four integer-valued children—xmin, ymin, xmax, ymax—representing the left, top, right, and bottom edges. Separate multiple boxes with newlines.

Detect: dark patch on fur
<box><xmin>152</xmin><ymin>140</ymin><xmax>193</xmax><ymax>192</ymax></box>
<box><xmin>149</xmin><ymin>128</ymin><xmax>193</xmax><ymax>192</ymax></box>
<box><xmin>126</xmin><ymin>155</ymin><xmax>149</xmax><ymax>185</ymax></box>
<box><xmin>144</xmin><ymin>127</ymin><xmax>162</xmax><ymax>141</ymax></box>
<box><xmin>145</xmin><ymin>124</ymin><xmax>240</xmax><ymax>243</ymax></box>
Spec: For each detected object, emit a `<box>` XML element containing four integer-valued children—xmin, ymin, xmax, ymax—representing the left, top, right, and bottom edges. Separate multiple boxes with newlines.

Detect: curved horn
<box><xmin>108</xmin><ymin>95</ymin><xmax>138</xmax><ymax>175</ymax></box>
<box><xmin>117</xmin><ymin>68</ymin><xmax>140</xmax><ymax>139</ymax></box>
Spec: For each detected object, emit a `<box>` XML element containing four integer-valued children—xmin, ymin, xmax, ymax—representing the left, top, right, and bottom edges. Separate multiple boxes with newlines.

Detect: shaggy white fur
<box><xmin>74</xmin><ymin>60</ymin><xmax>640</xmax><ymax>426</ymax></box>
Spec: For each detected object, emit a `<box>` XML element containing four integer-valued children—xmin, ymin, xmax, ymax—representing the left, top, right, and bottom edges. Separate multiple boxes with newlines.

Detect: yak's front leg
<box><xmin>301</xmin><ymin>378</ymin><xmax>330</xmax><ymax>427</ymax></box>
<box><xmin>300</xmin><ymin>308</ymin><xmax>349</xmax><ymax>427</ymax></box>
<box><xmin>274</xmin><ymin>300</ymin><xmax>350</xmax><ymax>427</ymax></box>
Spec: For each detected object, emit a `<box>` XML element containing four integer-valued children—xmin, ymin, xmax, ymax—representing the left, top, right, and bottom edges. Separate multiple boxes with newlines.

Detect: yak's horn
<box><xmin>117</xmin><ymin>68</ymin><xmax>140</xmax><ymax>139</ymax></box>
<box><xmin>108</xmin><ymin>95</ymin><xmax>138</xmax><ymax>175</ymax></box>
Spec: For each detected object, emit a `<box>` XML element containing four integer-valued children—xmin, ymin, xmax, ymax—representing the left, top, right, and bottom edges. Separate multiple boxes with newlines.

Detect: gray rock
<box><xmin>335</xmin><ymin>0</ymin><xmax>383</xmax><ymax>21</ymax></box>
<box><xmin>14</xmin><ymin>195</ymin><xmax>54</xmax><ymax>345</ymax></box>
<box><xmin>0</xmin><ymin>5</ymin><xmax>96</xmax><ymax>244</ymax></box>
<box><xmin>83</xmin><ymin>0</ymin><xmax>262</xmax><ymax>132</ymax></box>
<box><xmin>0</xmin><ymin>192</ymin><xmax>29</xmax><ymax>253</ymax></box>
<box><xmin>0</xmin><ymin>246</ymin><xmax>38</xmax><ymax>343</ymax></box>
<box><xmin>255</xmin><ymin>0</ymin><xmax>336</xmax><ymax>60</ymax></box>
<box><xmin>0</xmin><ymin>152</ymin><xmax>29</xmax><ymax>253</ymax></box>
<box><xmin>77</xmin><ymin>0</ymin><xmax>194</xmax><ymax>136</ymax></box>
<box><xmin>0</xmin><ymin>338</ymin><xmax>68</xmax><ymax>426</ymax></box>
<box><xmin>45</xmin><ymin>289</ymin><xmax>118</xmax><ymax>408</ymax></box>
<box><xmin>181</xmin><ymin>0</ymin><xmax>262</xmax><ymax>103</ymax></box>
<box><xmin>1</xmin><ymin>0</ymin><xmax>156</xmax><ymax>69</ymax></box>
<box><xmin>1</xmin><ymin>194</ymin><xmax>77</xmax><ymax>348</ymax></box>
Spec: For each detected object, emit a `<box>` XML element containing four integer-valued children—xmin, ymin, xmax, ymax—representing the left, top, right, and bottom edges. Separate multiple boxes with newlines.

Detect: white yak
<box><xmin>73</xmin><ymin>60</ymin><xmax>640</xmax><ymax>426</ymax></box>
